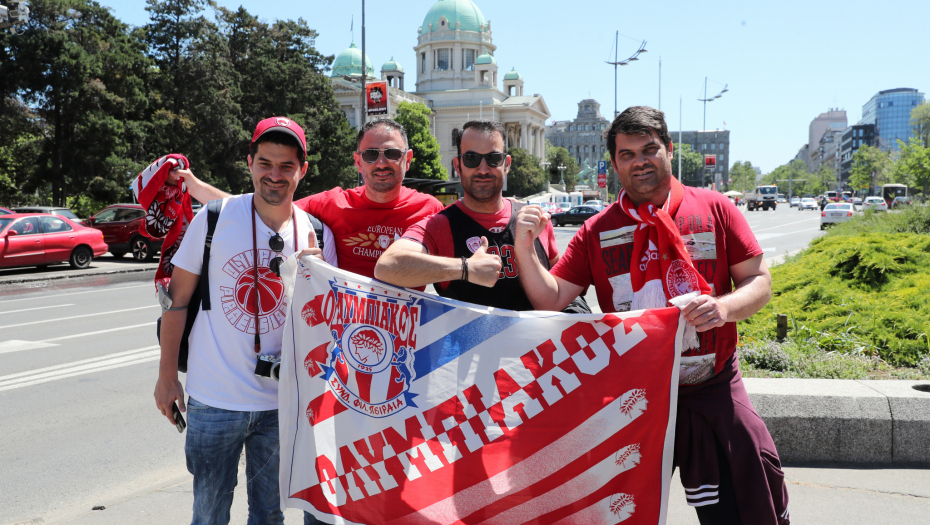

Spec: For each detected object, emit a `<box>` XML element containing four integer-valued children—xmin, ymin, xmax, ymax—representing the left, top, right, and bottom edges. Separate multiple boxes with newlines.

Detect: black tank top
<box><xmin>436</xmin><ymin>201</ymin><xmax>550</xmax><ymax>311</ymax></box>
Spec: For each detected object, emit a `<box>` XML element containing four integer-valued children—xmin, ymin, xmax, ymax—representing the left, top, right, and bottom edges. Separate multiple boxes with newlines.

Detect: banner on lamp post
<box><xmin>366</xmin><ymin>81</ymin><xmax>389</xmax><ymax>117</ymax></box>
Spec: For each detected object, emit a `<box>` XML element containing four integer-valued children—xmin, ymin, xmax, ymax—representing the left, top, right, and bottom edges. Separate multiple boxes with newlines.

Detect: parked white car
<box><xmin>821</xmin><ymin>203</ymin><xmax>856</xmax><ymax>229</ymax></box>
<box><xmin>799</xmin><ymin>198</ymin><xmax>818</xmax><ymax>210</ymax></box>
<box><xmin>862</xmin><ymin>197</ymin><xmax>888</xmax><ymax>212</ymax></box>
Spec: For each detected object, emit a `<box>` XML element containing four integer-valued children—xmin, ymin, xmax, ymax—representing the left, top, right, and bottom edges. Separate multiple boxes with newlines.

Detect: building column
<box><xmin>520</xmin><ymin>122</ymin><xmax>527</xmax><ymax>149</ymax></box>
<box><xmin>354</xmin><ymin>105</ymin><xmax>361</xmax><ymax>129</ymax></box>
<box><xmin>537</xmin><ymin>127</ymin><xmax>544</xmax><ymax>158</ymax></box>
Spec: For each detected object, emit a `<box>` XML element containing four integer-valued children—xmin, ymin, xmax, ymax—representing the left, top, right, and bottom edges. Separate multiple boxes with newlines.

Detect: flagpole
<box><xmin>678</xmin><ymin>97</ymin><xmax>682</xmax><ymax>182</ymax></box>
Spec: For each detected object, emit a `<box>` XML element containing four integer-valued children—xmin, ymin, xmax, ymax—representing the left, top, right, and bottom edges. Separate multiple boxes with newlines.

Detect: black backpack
<box><xmin>157</xmin><ymin>199</ymin><xmax>324</xmax><ymax>373</ymax></box>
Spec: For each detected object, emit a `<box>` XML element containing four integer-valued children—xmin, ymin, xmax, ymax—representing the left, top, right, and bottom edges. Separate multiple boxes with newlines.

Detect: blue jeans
<box><xmin>185</xmin><ymin>397</ymin><xmax>284</xmax><ymax>525</ymax></box>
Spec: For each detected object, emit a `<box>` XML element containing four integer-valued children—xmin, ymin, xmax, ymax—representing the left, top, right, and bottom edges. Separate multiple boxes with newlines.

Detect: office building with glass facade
<box><xmin>858</xmin><ymin>88</ymin><xmax>925</xmax><ymax>150</ymax></box>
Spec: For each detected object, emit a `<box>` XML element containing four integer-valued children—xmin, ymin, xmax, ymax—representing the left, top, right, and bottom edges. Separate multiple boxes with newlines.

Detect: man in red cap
<box><xmin>155</xmin><ymin>117</ymin><xmax>326</xmax><ymax>525</ymax></box>
<box><xmin>187</xmin><ymin>118</ymin><xmax>444</xmax><ymax>279</ymax></box>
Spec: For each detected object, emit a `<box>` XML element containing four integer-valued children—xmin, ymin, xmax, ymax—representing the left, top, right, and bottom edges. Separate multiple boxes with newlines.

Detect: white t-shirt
<box><xmin>173</xmin><ymin>194</ymin><xmax>331</xmax><ymax>411</ymax></box>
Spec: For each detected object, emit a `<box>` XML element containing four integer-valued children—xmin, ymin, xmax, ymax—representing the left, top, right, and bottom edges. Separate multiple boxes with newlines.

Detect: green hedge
<box><xmin>738</xmin><ymin>206</ymin><xmax>930</xmax><ymax>367</ymax></box>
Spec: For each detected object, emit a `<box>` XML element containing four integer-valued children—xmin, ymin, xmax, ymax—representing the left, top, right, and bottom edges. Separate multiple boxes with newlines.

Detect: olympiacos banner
<box><xmin>279</xmin><ymin>257</ymin><xmax>683</xmax><ymax>524</ymax></box>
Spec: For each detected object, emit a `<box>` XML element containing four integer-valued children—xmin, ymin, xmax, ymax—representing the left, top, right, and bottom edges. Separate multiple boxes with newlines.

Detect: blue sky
<box><xmin>100</xmin><ymin>0</ymin><xmax>929</xmax><ymax>173</ymax></box>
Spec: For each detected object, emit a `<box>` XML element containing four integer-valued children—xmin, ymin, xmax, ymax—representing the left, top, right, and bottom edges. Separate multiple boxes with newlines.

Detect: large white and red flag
<box><xmin>279</xmin><ymin>257</ymin><xmax>683</xmax><ymax>525</ymax></box>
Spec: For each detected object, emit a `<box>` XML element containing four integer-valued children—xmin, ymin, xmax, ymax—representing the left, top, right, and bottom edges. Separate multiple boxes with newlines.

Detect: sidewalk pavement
<box><xmin>37</xmin><ymin>459</ymin><xmax>930</xmax><ymax>525</ymax></box>
<box><xmin>27</xmin><ymin>378</ymin><xmax>930</xmax><ymax>525</ymax></box>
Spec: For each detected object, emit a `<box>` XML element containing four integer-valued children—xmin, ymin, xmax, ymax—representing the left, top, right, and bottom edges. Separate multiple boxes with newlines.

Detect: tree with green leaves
<box><xmin>0</xmin><ymin>0</ymin><xmax>154</xmax><ymax>207</ymax></box>
<box><xmin>895</xmin><ymin>138</ymin><xmax>930</xmax><ymax>197</ymax></box>
<box><xmin>728</xmin><ymin>161</ymin><xmax>758</xmax><ymax>193</ymax></box>
<box><xmin>763</xmin><ymin>160</ymin><xmax>809</xmax><ymax>197</ymax></box>
<box><xmin>215</xmin><ymin>7</ymin><xmax>356</xmax><ymax>196</ymax></box>
<box><xmin>506</xmin><ymin>147</ymin><xmax>546</xmax><ymax>197</ymax></box>
<box><xmin>849</xmin><ymin>145</ymin><xmax>891</xmax><ymax>194</ymax></box>
<box><xmin>671</xmin><ymin>143</ymin><xmax>704</xmax><ymax>187</ymax></box>
<box><xmin>544</xmin><ymin>147</ymin><xmax>579</xmax><ymax>191</ymax></box>
<box><xmin>910</xmin><ymin>102</ymin><xmax>930</xmax><ymax>148</ymax></box>
<box><xmin>393</xmin><ymin>101</ymin><xmax>446</xmax><ymax>181</ymax></box>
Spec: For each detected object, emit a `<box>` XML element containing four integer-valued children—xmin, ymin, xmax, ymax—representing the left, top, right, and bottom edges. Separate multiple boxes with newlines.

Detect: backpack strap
<box><xmin>199</xmin><ymin>198</ymin><xmax>223</xmax><ymax>311</ymax></box>
<box><xmin>305</xmin><ymin>212</ymin><xmax>324</xmax><ymax>251</ymax></box>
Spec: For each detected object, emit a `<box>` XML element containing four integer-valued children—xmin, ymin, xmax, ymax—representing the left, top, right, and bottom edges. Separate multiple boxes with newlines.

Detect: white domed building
<box><xmin>329</xmin><ymin>0</ymin><xmax>550</xmax><ymax>178</ymax></box>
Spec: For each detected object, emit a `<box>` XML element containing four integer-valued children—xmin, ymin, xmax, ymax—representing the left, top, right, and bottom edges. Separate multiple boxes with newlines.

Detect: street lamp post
<box><xmin>541</xmin><ymin>160</ymin><xmax>551</xmax><ymax>192</ymax></box>
<box><xmin>558</xmin><ymin>164</ymin><xmax>566</xmax><ymax>187</ymax></box>
<box><xmin>697</xmin><ymin>77</ymin><xmax>728</xmax><ymax>189</ymax></box>
<box><xmin>606</xmin><ymin>33</ymin><xmax>647</xmax><ymax>119</ymax></box>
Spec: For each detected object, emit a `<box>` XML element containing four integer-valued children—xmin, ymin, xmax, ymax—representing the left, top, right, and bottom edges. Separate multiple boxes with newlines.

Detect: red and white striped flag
<box><xmin>280</xmin><ymin>257</ymin><xmax>683</xmax><ymax>524</ymax></box>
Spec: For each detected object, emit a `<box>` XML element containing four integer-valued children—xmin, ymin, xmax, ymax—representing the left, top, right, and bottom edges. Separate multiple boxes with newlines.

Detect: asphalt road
<box><xmin>4</xmin><ymin>203</ymin><xmax>928</xmax><ymax>525</ymax></box>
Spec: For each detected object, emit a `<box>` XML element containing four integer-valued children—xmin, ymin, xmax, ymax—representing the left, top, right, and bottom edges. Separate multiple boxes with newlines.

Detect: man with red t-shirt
<box><xmin>293</xmin><ymin>120</ymin><xmax>444</xmax><ymax>278</ymax></box>
<box><xmin>514</xmin><ymin>107</ymin><xmax>790</xmax><ymax>525</ymax></box>
<box><xmin>374</xmin><ymin>120</ymin><xmax>560</xmax><ymax>310</ymax></box>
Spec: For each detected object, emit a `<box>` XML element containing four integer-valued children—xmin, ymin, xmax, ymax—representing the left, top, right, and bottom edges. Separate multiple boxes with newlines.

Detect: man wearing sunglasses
<box><xmin>374</xmin><ymin>120</ymin><xmax>561</xmax><ymax>310</ymax></box>
<box><xmin>154</xmin><ymin>117</ymin><xmax>327</xmax><ymax>525</ymax></box>
<box><xmin>293</xmin><ymin>119</ymin><xmax>445</xmax><ymax>279</ymax></box>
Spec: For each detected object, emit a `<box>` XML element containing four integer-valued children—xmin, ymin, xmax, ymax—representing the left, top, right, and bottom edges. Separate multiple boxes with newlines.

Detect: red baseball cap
<box><xmin>251</xmin><ymin>117</ymin><xmax>307</xmax><ymax>155</ymax></box>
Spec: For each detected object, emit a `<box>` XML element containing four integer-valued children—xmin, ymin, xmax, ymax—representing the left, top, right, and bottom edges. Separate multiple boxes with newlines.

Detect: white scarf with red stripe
<box><xmin>132</xmin><ymin>154</ymin><xmax>193</xmax><ymax>289</ymax></box>
<box><xmin>617</xmin><ymin>177</ymin><xmax>712</xmax><ymax>350</ymax></box>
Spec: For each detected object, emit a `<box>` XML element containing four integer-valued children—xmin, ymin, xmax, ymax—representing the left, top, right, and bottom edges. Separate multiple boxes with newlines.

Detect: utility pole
<box><xmin>357</xmin><ymin>0</ymin><xmax>366</xmax><ymax>187</ymax></box>
<box><xmin>678</xmin><ymin>97</ymin><xmax>682</xmax><ymax>181</ymax></box>
<box><xmin>606</xmin><ymin>33</ymin><xmax>647</xmax><ymax>119</ymax></box>
<box><xmin>697</xmin><ymin>77</ymin><xmax>728</xmax><ymax>189</ymax></box>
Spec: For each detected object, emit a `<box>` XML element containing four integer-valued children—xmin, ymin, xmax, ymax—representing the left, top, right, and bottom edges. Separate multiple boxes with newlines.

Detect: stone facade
<box><xmin>546</xmin><ymin>99</ymin><xmax>610</xmax><ymax>168</ymax></box>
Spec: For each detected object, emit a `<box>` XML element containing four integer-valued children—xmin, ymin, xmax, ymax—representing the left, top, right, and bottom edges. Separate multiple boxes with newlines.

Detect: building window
<box><xmin>702</xmin><ymin>144</ymin><xmax>707</xmax><ymax>151</ymax></box>
<box><xmin>436</xmin><ymin>49</ymin><xmax>450</xmax><ymax>70</ymax></box>
<box><xmin>585</xmin><ymin>146</ymin><xmax>589</xmax><ymax>153</ymax></box>
<box><xmin>711</xmin><ymin>143</ymin><xmax>716</xmax><ymax>150</ymax></box>
<box><xmin>464</xmin><ymin>49</ymin><xmax>475</xmax><ymax>71</ymax></box>
<box><xmin>421</xmin><ymin>53</ymin><xmax>425</xmax><ymax>73</ymax></box>
<box><xmin>568</xmin><ymin>146</ymin><xmax>574</xmax><ymax>153</ymax></box>
<box><xmin>452</xmin><ymin>128</ymin><xmax>459</xmax><ymax>147</ymax></box>
<box><xmin>719</xmin><ymin>153</ymin><xmax>725</xmax><ymax>162</ymax></box>
<box><xmin>568</xmin><ymin>125</ymin><xmax>573</xmax><ymax>131</ymax></box>
<box><xmin>585</xmin><ymin>124</ymin><xmax>590</xmax><ymax>131</ymax></box>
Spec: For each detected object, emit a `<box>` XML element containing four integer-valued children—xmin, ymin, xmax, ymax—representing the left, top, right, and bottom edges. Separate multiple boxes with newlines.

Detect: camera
<box><xmin>254</xmin><ymin>355</ymin><xmax>281</xmax><ymax>381</ymax></box>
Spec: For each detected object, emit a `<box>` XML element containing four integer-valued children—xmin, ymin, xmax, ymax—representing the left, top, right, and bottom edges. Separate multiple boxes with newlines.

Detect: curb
<box><xmin>745</xmin><ymin>378</ymin><xmax>930</xmax><ymax>464</ymax></box>
<box><xmin>0</xmin><ymin>266</ymin><xmax>156</xmax><ymax>285</ymax></box>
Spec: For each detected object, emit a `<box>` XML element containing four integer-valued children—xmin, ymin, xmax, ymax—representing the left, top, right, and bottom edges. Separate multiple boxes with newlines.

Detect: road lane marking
<box><xmin>40</xmin><ymin>322</ymin><xmax>157</xmax><ymax>342</ymax></box>
<box><xmin>0</xmin><ymin>304</ymin><xmax>75</xmax><ymax>315</ymax></box>
<box><xmin>0</xmin><ymin>283</ymin><xmax>151</xmax><ymax>303</ymax></box>
<box><xmin>762</xmin><ymin>247</ymin><xmax>777</xmax><ymax>252</ymax></box>
<box><xmin>754</xmin><ymin>228</ymin><xmax>820</xmax><ymax>241</ymax></box>
<box><xmin>0</xmin><ymin>340</ymin><xmax>60</xmax><ymax>354</ymax></box>
<box><xmin>0</xmin><ymin>306</ymin><xmax>158</xmax><ymax>330</ymax></box>
<box><xmin>0</xmin><ymin>346</ymin><xmax>160</xmax><ymax>392</ymax></box>
<box><xmin>748</xmin><ymin>217</ymin><xmax>819</xmax><ymax>233</ymax></box>
<box><xmin>0</xmin><ymin>322</ymin><xmax>157</xmax><ymax>355</ymax></box>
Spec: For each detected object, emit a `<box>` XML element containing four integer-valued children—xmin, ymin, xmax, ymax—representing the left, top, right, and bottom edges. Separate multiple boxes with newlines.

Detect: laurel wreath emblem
<box><xmin>343</xmin><ymin>232</ymin><xmax>379</xmax><ymax>247</ymax></box>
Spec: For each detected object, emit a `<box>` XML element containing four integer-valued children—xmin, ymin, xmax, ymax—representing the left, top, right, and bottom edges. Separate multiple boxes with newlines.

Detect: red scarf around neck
<box><xmin>617</xmin><ymin>177</ymin><xmax>712</xmax><ymax>348</ymax></box>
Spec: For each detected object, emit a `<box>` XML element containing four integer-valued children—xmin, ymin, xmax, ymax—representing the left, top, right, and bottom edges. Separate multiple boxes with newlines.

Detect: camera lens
<box><xmin>270</xmin><ymin>361</ymin><xmax>281</xmax><ymax>381</ymax></box>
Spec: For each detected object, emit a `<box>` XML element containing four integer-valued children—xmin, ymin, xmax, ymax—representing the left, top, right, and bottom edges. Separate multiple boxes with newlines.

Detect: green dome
<box><xmin>504</xmin><ymin>68</ymin><xmax>521</xmax><ymax>80</ymax></box>
<box><xmin>382</xmin><ymin>57</ymin><xmax>403</xmax><ymax>73</ymax></box>
<box><xmin>475</xmin><ymin>51</ymin><xmax>496</xmax><ymax>65</ymax></box>
<box><xmin>331</xmin><ymin>43</ymin><xmax>374</xmax><ymax>79</ymax></box>
<box><xmin>420</xmin><ymin>0</ymin><xmax>487</xmax><ymax>33</ymax></box>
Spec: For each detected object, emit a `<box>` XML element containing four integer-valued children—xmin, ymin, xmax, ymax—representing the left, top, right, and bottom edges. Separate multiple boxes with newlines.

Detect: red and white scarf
<box><xmin>618</xmin><ymin>177</ymin><xmax>712</xmax><ymax>350</ymax></box>
<box><xmin>132</xmin><ymin>154</ymin><xmax>193</xmax><ymax>290</ymax></box>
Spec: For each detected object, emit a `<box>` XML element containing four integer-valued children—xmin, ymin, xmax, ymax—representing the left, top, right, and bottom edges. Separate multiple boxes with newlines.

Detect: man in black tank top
<box><xmin>374</xmin><ymin>120</ymin><xmax>561</xmax><ymax>311</ymax></box>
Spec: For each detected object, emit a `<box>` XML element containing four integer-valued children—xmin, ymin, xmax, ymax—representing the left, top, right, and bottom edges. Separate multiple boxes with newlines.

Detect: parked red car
<box><xmin>0</xmin><ymin>213</ymin><xmax>108</xmax><ymax>269</ymax></box>
<box><xmin>0</xmin><ymin>207</ymin><xmax>12</xmax><ymax>215</ymax></box>
<box><xmin>83</xmin><ymin>204</ymin><xmax>162</xmax><ymax>261</ymax></box>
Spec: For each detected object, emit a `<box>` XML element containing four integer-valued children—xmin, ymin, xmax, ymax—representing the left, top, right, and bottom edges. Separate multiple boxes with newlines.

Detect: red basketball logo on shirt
<box><xmin>235</xmin><ymin>267</ymin><xmax>285</xmax><ymax>315</ymax></box>
<box><xmin>466</xmin><ymin>236</ymin><xmax>482</xmax><ymax>253</ymax></box>
<box><xmin>665</xmin><ymin>259</ymin><xmax>701</xmax><ymax>297</ymax></box>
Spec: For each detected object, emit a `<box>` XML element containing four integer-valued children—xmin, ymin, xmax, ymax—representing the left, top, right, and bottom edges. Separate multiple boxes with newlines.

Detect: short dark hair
<box><xmin>356</xmin><ymin>119</ymin><xmax>408</xmax><ymax>150</ymax></box>
<box><xmin>250</xmin><ymin>130</ymin><xmax>306</xmax><ymax>165</ymax></box>
<box><xmin>606</xmin><ymin>106</ymin><xmax>672</xmax><ymax>161</ymax></box>
<box><xmin>456</xmin><ymin>120</ymin><xmax>507</xmax><ymax>155</ymax></box>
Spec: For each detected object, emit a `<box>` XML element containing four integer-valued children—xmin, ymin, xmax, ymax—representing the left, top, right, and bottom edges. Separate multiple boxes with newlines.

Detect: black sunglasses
<box><xmin>459</xmin><ymin>151</ymin><xmax>506</xmax><ymax>169</ymax></box>
<box><xmin>358</xmin><ymin>148</ymin><xmax>406</xmax><ymax>164</ymax></box>
<box><xmin>269</xmin><ymin>233</ymin><xmax>284</xmax><ymax>276</ymax></box>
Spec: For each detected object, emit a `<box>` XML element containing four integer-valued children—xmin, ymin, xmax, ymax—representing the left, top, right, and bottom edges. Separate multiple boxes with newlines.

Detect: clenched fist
<box><xmin>467</xmin><ymin>236</ymin><xmax>502</xmax><ymax>288</ymax></box>
<box><xmin>515</xmin><ymin>205</ymin><xmax>550</xmax><ymax>249</ymax></box>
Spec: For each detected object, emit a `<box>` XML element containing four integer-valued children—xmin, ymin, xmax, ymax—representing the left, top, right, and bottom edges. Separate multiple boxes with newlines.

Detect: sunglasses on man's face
<box><xmin>459</xmin><ymin>152</ymin><xmax>506</xmax><ymax>169</ymax></box>
<box><xmin>269</xmin><ymin>233</ymin><xmax>284</xmax><ymax>277</ymax></box>
<box><xmin>357</xmin><ymin>148</ymin><xmax>406</xmax><ymax>164</ymax></box>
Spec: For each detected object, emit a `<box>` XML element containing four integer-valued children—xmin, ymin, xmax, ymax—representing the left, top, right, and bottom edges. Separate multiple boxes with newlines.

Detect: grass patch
<box><xmin>738</xmin><ymin>205</ymin><xmax>930</xmax><ymax>376</ymax></box>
